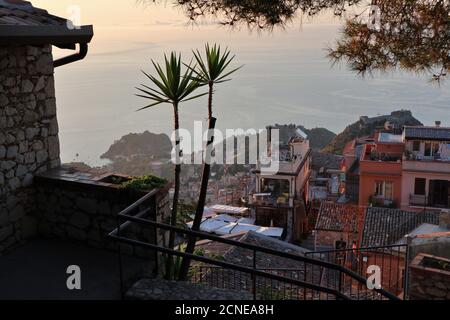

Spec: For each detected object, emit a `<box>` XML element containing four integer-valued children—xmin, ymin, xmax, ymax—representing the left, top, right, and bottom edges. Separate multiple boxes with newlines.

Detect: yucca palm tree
<box><xmin>190</xmin><ymin>43</ymin><xmax>243</xmax><ymax>119</ymax></box>
<box><xmin>136</xmin><ymin>52</ymin><xmax>206</xmax><ymax>279</ymax></box>
<box><xmin>178</xmin><ymin>44</ymin><xmax>242</xmax><ymax>280</ymax></box>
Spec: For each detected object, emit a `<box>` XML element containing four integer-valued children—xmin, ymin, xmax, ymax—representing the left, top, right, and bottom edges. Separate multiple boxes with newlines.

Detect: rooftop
<box><xmin>361</xmin><ymin>207</ymin><xmax>441</xmax><ymax>247</ymax></box>
<box><xmin>0</xmin><ymin>0</ymin><xmax>93</xmax><ymax>48</ymax></box>
<box><xmin>315</xmin><ymin>202</ymin><xmax>362</xmax><ymax>233</ymax></box>
<box><xmin>0</xmin><ymin>0</ymin><xmax>66</xmax><ymax>26</ymax></box>
<box><xmin>404</xmin><ymin>126</ymin><xmax>450</xmax><ymax>141</ymax></box>
<box><xmin>267</xmin><ymin>124</ymin><xmax>308</xmax><ymax>146</ymax></box>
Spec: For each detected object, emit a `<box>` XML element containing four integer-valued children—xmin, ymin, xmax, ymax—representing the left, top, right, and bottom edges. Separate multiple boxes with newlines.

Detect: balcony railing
<box><xmin>305</xmin><ymin>245</ymin><xmax>408</xmax><ymax>297</ymax></box>
<box><xmin>108</xmin><ymin>191</ymin><xmax>401</xmax><ymax>300</ymax></box>
<box><xmin>249</xmin><ymin>194</ymin><xmax>293</xmax><ymax>208</ymax></box>
<box><xmin>409</xmin><ymin>194</ymin><xmax>450</xmax><ymax>209</ymax></box>
<box><xmin>404</xmin><ymin>153</ymin><xmax>450</xmax><ymax>162</ymax></box>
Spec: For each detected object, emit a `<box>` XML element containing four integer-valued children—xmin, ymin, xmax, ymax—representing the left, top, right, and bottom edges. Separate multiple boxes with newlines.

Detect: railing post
<box><xmin>117</xmin><ymin>216</ymin><xmax>125</xmax><ymax>300</ymax></box>
<box><xmin>338</xmin><ymin>270</ymin><xmax>343</xmax><ymax>300</ymax></box>
<box><xmin>253</xmin><ymin>249</ymin><xmax>257</xmax><ymax>300</ymax></box>
<box><xmin>404</xmin><ymin>235</ymin><xmax>412</xmax><ymax>300</ymax></box>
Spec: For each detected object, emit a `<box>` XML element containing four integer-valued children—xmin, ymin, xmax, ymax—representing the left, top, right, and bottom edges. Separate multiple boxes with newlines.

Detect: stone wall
<box><xmin>409</xmin><ymin>253</ymin><xmax>450</xmax><ymax>300</ymax></box>
<box><xmin>31</xmin><ymin>168</ymin><xmax>171</xmax><ymax>260</ymax></box>
<box><xmin>126</xmin><ymin>279</ymin><xmax>254</xmax><ymax>300</ymax></box>
<box><xmin>0</xmin><ymin>45</ymin><xmax>60</xmax><ymax>253</ymax></box>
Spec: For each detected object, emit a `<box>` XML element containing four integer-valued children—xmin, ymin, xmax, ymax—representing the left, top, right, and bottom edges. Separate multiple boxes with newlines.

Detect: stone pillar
<box><xmin>0</xmin><ymin>45</ymin><xmax>61</xmax><ymax>253</ymax></box>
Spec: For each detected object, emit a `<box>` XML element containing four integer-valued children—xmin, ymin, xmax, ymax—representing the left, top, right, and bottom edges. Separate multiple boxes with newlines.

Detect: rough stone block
<box><xmin>26</xmin><ymin>127</ymin><xmax>39</xmax><ymax>140</ymax></box>
<box><xmin>6</xmin><ymin>145</ymin><xmax>18</xmax><ymax>159</ymax></box>
<box><xmin>8</xmin><ymin>177</ymin><xmax>21</xmax><ymax>191</ymax></box>
<box><xmin>21</xmin><ymin>79</ymin><xmax>34</xmax><ymax>93</ymax></box>
<box><xmin>44</xmin><ymin>99</ymin><xmax>56</xmax><ymax>117</ymax></box>
<box><xmin>2</xmin><ymin>160</ymin><xmax>15</xmax><ymax>171</ymax></box>
<box><xmin>24</xmin><ymin>151</ymin><xmax>35</xmax><ymax>164</ymax></box>
<box><xmin>15</xmin><ymin>164</ymin><xmax>28</xmax><ymax>177</ymax></box>
<box><xmin>36</xmin><ymin>150</ymin><xmax>48</xmax><ymax>163</ymax></box>
<box><xmin>48</xmin><ymin>135</ymin><xmax>60</xmax><ymax>160</ymax></box>
<box><xmin>70</xmin><ymin>212</ymin><xmax>91</xmax><ymax>229</ymax></box>
<box><xmin>76</xmin><ymin>198</ymin><xmax>97</xmax><ymax>214</ymax></box>
<box><xmin>34</xmin><ymin>76</ymin><xmax>46</xmax><ymax>92</ymax></box>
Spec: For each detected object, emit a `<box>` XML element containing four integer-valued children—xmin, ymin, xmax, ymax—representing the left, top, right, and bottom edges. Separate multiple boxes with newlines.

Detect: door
<box><xmin>429</xmin><ymin>180</ymin><xmax>449</xmax><ymax>207</ymax></box>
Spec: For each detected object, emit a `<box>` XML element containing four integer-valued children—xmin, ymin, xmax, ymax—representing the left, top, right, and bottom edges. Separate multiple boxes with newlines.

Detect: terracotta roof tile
<box><xmin>361</xmin><ymin>207</ymin><xmax>440</xmax><ymax>247</ymax></box>
<box><xmin>315</xmin><ymin>202</ymin><xmax>363</xmax><ymax>233</ymax></box>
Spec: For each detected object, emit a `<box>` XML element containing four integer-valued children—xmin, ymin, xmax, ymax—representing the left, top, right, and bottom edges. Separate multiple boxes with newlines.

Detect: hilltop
<box><xmin>101</xmin><ymin>131</ymin><xmax>172</xmax><ymax>161</ymax></box>
<box><xmin>298</xmin><ymin>126</ymin><xmax>336</xmax><ymax>150</ymax></box>
<box><xmin>322</xmin><ymin>110</ymin><xmax>423</xmax><ymax>155</ymax></box>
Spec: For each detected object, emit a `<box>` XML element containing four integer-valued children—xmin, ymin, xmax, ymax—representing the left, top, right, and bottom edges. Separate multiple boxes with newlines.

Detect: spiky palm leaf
<box><xmin>189</xmin><ymin>43</ymin><xmax>243</xmax><ymax>86</ymax></box>
<box><xmin>136</xmin><ymin>52</ymin><xmax>207</xmax><ymax>110</ymax></box>
<box><xmin>135</xmin><ymin>52</ymin><xmax>206</xmax><ymax>280</ymax></box>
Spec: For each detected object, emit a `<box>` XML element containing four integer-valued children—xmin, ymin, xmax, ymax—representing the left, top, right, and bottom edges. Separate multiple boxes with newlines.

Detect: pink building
<box><xmin>250</xmin><ymin>125</ymin><xmax>312</xmax><ymax>242</ymax></box>
<box><xmin>401</xmin><ymin>124</ymin><xmax>450</xmax><ymax>211</ymax></box>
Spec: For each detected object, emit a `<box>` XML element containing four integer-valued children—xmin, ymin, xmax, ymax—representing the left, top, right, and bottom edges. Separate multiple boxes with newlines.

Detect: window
<box><xmin>375</xmin><ymin>181</ymin><xmax>384</xmax><ymax>197</ymax></box>
<box><xmin>423</xmin><ymin>142</ymin><xmax>441</xmax><ymax>158</ymax></box>
<box><xmin>413</xmin><ymin>141</ymin><xmax>421</xmax><ymax>152</ymax></box>
<box><xmin>414</xmin><ymin>178</ymin><xmax>426</xmax><ymax>195</ymax></box>
<box><xmin>425</xmin><ymin>143</ymin><xmax>432</xmax><ymax>157</ymax></box>
<box><xmin>433</xmin><ymin>143</ymin><xmax>440</xmax><ymax>155</ymax></box>
<box><xmin>385</xmin><ymin>182</ymin><xmax>393</xmax><ymax>200</ymax></box>
<box><xmin>374</xmin><ymin>181</ymin><xmax>394</xmax><ymax>200</ymax></box>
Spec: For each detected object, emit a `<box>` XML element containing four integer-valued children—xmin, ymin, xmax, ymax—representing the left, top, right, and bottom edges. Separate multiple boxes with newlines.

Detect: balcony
<box><xmin>249</xmin><ymin>193</ymin><xmax>293</xmax><ymax>208</ymax></box>
<box><xmin>404</xmin><ymin>152</ymin><xmax>450</xmax><ymax>163</ymax></box>
<box><xmin>369</xmin><ymin>195</ymin><xmax>396</xmax><ymax>208</ymax></box>
<box><xmin>403</xmin><ymin>157</ymin><xmax>450</xmax><ymax>174</ymax></box>
<box><xmin>409</xmin><ymin>194</ymin><xmax>450</xmax><ymax>209</ymax></box>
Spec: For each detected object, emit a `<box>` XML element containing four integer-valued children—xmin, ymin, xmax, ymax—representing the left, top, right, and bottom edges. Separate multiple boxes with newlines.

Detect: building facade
<box><xmin>401</xmin><ymin>125</ymin><xmax>450</xmax><ymax>211</ymax></box>
<box><xmin>250</xmin><ymin>125</ymin><xmax>312</xmax><ymax>242</ymax></box>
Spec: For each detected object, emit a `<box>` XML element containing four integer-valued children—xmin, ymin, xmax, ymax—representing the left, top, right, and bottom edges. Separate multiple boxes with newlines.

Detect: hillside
<box><xmin>322</xmin><ymin>110</ymin><xmax>423</xmax><ymax>155</ymax></box>
<box><xmin>101</xmin><ymin>131</ymin><xmax>172</xmax><ymax>161</ymax></box>
<box><xmin>298</xmin><ymin>126</ymin><xmax>336</xmax><ymax>150</ymax></box>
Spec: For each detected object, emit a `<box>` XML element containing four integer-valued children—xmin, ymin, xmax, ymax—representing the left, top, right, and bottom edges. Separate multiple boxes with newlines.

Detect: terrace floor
<box><xmin>0</xmin><ymin>238</ymin><xmax>145</xmax><ymax>300</ymax></box>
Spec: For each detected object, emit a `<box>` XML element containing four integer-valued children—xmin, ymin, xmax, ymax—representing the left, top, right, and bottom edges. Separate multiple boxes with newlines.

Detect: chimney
<box><xmin>435</xmin><ymin>121</ymin><xmax>442</xmax><ymax>128</ymax></box>
<box><xmin>439</xmin><ymin>209</ymin><xmax>450</xmax><ymax>230</ymax></box>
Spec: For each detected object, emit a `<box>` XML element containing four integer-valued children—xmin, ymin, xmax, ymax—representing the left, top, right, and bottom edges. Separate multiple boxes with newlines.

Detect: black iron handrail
<box><xmin>108</xmin><ymin>194</ymin><xmax>401</xmax><ymax>300</ymax></box>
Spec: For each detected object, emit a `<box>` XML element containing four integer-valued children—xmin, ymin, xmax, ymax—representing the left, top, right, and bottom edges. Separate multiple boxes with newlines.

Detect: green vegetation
<box><xmin>120</xmin><ymin>175</ymin><xmax>167</xmax><ymax>191</ymax></box>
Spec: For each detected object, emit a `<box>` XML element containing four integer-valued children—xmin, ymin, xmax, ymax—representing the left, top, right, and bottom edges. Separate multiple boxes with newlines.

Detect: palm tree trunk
<box><xmin>178</xmin><ymin>87</ymin><xmax>215</xmax><ymax>281</ymax></box>
<box><xmin>166</xmin><ymin>103</ymin><xmax>181</xmax><ymax>279</ymax></box>
<box><xmin>207</xmin><ymin>82</ymin><xmax>213</xmax><ymax>119</ymax></box>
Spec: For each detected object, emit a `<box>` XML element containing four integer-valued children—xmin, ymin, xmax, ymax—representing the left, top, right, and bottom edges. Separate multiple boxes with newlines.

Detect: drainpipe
<box><xmin>54</xmin><ymin>43</ymin><xmax>89</xmax><ymax>68</ymax></box>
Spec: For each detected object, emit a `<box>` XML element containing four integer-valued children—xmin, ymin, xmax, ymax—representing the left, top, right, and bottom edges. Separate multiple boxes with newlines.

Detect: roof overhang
<box><xmin>0</xmin><ymin>25</ymin><xmax>93</xmax><ymax>49</ymax></box>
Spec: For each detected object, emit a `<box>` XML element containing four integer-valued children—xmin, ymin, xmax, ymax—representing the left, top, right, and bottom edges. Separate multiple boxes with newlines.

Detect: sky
<box><xmin>31</xmin><ymin>1</ymin><xmax>450</xmax><ymax>166</ymax></box>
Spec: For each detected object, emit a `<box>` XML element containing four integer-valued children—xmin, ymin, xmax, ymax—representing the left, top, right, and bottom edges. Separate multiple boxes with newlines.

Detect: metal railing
<box><xmin>305</xmin><ymin>245</ymin><xmax>408</xmax><ymax>298</ymax></box>
<box><xmin>409</xmin><ymin>194</ymin><xmax>450</xmax><ymax>209</ymax></box>
<box><xmin>108</xmin><ymin>191</ymin><xmax>401</xmax><ymax>300</ymax></box>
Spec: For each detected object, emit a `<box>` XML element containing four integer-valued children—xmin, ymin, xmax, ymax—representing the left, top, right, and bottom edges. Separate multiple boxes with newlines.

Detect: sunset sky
<box><xmin>28</xmin><ymin>1</ymin><xmax>450</xmax><ymax>166</ymax></box>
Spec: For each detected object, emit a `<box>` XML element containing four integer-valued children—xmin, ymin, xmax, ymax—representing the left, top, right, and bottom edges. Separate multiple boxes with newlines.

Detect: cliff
<box><xmin>101</xmin><ymin>131</ymin><xmax>172</xmax><ymax>161</ymax></box>
<box><xmin>322</xmin><ymin>110</ymin><xmax>423</xmax><ymax>155</ymax></box>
